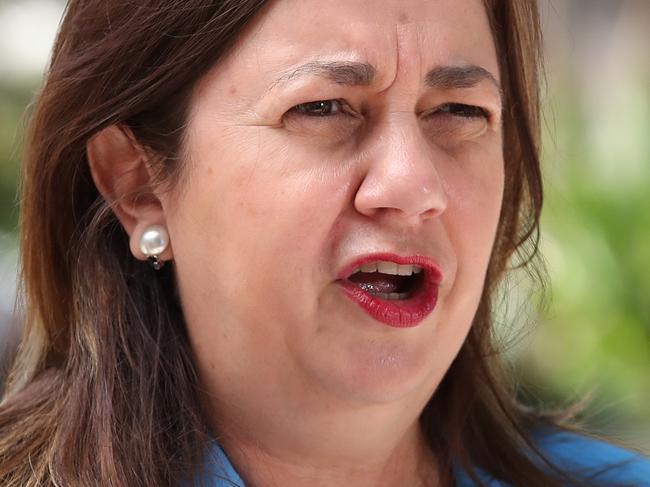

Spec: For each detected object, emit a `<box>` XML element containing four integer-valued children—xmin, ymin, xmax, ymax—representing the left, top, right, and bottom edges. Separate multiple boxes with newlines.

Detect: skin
<box><xmin>89</xmin><ymin>0</ymin><xmax>504</xmax><ymax>485</ymax></box>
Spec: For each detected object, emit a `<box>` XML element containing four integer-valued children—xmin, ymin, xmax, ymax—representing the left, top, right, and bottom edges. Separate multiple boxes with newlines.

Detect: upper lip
<box><xmin>336</xmin><ymin>252</ymin><xmax>443</xmax><ymax>283</ymax></box>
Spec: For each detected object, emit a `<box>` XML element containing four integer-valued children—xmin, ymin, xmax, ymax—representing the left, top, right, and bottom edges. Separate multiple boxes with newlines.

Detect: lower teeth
<box><xmin>373</xmin><ymin>292</ymin><xmax>411</xmax><ymax>301</ymax></box>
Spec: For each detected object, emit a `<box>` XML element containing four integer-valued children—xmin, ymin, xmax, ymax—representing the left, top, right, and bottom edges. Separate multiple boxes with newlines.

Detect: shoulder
<box><xmin>533</xmin><ymin>428</ymin><xmax>650</xmax><ymax>486</ymax></box>
<box><xmin>454</xmin><ymin>429</ymin><xmax>650</xmax><ymax>487</ymax></box>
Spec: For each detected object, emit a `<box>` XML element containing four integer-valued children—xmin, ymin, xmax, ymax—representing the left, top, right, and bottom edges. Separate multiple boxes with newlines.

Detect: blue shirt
<box><xmin>194</xmin><ymin>430</ymin><xmax>650</xmax><ymax>486</ymax></box>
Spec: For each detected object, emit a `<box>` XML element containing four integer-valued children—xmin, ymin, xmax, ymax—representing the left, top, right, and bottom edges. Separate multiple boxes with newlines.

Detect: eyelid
<box><xmin>426</xmin><ymin>102</ymin><xmax>490</xmax><ymax>118</ymax></box>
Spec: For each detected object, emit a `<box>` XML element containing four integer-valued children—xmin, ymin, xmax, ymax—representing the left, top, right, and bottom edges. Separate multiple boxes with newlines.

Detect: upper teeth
<box><xmin>351</xmin><ymin>261</ymin><xmax>424</xmax><ymax>276</ymax></box>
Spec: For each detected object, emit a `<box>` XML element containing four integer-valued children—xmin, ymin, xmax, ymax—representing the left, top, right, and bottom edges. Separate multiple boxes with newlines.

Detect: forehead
<box><xmin>223</xmin><ymin>0</ymin><xmax>498</xmax><ymax>85</ymax></box>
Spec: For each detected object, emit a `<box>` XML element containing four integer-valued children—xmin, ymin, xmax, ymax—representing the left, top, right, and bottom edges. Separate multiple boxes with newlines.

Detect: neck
<box><xmin>206</xmin><ymin>394</ymin><xmax>444</xmax><ymax>487</ymax></box>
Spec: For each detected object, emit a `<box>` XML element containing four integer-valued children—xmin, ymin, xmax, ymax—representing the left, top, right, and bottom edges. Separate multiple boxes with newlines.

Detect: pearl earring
<box><xmin>139</xmin><ymin>224</ymin><xmax>169</xmax><ymax>270</ymax></box>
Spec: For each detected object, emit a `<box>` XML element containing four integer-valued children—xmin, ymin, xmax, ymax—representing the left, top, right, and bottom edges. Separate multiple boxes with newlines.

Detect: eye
<box><xmin>282</xmin><ymin>98</ymin><xmax>362</xmax><ymax>143</ymax></box>
<box><xmin>288</xmin><ymin>99</ymin><xmax>347</xmax><ymax>117</ymax></box>
<box><xmin>433</xmin><ymin>103</ymin><xmax>489</xmax><ymax>119</ymax></box>
<box><xmin>423</xmin><ymin>102</ymin><xmax>492</xmax><ymax>146</ymax></box>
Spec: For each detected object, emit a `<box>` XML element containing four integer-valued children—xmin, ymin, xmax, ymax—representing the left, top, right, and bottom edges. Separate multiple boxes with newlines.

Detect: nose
<box><xmin>354</xmin><ymin>118</ymin><xmax>448</xmax><ymax>225</ymax></box>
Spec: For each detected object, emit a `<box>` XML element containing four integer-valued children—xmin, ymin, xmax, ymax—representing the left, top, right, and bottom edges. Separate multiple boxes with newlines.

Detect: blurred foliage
<box><xmin>0</xmin><ymin>78</ymin><xmax>37</xmax><ymax>232</ymax></box>
<box><xmin>516</xmin><ymin>79</ymin><xmax>650</xmax><ymax>451</ymax></box>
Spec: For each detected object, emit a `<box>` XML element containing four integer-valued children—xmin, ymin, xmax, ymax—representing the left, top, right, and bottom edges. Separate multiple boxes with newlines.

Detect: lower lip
<box><xmin>337</xmin><ymin>274</ymin><xmax>439</xmax><ymax>328</ymax></box>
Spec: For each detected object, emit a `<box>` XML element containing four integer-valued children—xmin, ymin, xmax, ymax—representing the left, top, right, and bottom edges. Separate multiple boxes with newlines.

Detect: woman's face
<box><xmin>164</xmin><ymin>0</ymin><xmax>503</xmax><ymax>410</ymax></box>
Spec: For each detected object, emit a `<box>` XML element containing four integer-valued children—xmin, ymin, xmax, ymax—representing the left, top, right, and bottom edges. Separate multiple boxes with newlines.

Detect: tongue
<box><xmin>348</xmin><ymin>272</ymin><xmax>409</xmax><ymax>295</ymax></box>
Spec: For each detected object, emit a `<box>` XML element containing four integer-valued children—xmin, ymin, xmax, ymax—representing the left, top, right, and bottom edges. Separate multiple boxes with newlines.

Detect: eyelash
<box><xmin>434</xmin><ymin>103</ymin><xmax>489</xmax><ymax>119</ymax></box>
<box><xmin>287</xmin><ymin>99</ymin><xmax>489</xmax><ymax>120</ymax></box>
<box><xmin>289</xmin><ymin>100</ymin><xmax>348</xmax><ymax>117</ymax></box>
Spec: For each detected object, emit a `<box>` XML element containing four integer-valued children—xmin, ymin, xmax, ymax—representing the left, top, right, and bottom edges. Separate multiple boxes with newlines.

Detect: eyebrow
<box><xmin>425</xmin><ymin>65</ymin><xmax>501</xmax><ymax>93</ymax></box>
<box><xmin>269</xmin><ymin>61</ymin><xmax>377</xmax><ymax>90</ymax></box>
<box><xmin>268</xmin><ymin>60</ymin><xmax>501</xmax><ymax>94</ymax></box>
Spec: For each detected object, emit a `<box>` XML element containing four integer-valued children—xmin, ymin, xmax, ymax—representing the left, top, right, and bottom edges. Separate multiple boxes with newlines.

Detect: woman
<box><xmin>0</xmin><ymin>0</ymin><xmax>648</xmax><ymax>485</ymax></box>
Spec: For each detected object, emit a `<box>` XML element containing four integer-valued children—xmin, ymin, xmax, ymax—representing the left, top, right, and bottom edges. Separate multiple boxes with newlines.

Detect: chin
<box><xmin>315</xmin><ymin>341</ymin><xmax>441</xmax><ymax>405</ymax></box>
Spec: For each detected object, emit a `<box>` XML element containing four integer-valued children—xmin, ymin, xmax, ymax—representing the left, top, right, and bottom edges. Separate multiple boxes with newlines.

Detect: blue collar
<box><xmin>191</xmin><ymin>442</ymin><xmax>501</xmax><ymax>487</ymax></box>
<box><xmin>191</xmin><ymin>430</ymin><xmax>650</xmax><ymax>487</ymax></box>
<box><xmin>194</xmin><ymin>442</ymin><xmax>246</xmax><ymax>486</ymax></box>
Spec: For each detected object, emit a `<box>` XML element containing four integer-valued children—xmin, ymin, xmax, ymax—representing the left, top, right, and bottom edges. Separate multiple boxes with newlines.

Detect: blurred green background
<box><xmin>0</xmin><ymin>0</ymin><xmax>648</xmax><ymax>451</ymax></box>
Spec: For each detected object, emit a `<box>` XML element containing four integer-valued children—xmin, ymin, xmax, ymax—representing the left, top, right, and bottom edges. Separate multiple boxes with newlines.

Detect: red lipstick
<box><xmin>336</xmin><ymin>253</ymin><xmax>443</xmax><ymax>328</ymax></box>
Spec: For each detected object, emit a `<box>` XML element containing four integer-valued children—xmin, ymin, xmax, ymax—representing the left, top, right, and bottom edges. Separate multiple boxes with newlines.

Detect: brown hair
<box><xmin>0</xmin><ymin>1</ymin><xmax>611</xmax><ymax>486</ymax></box>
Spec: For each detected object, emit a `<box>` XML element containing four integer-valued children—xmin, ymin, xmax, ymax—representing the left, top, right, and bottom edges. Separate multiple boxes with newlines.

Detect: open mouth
<box><xmin>346</xmin><ymin>262</ymin><xmax>425</xmax><ymax>301</ymax></box>
<box><xmin>336</xmin><ymin>254</ymin><xmax>442</xmax><ymax>328</ymax></box>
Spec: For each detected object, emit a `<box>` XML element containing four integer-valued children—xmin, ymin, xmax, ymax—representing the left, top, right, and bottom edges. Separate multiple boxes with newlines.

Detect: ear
<box><xmin>86</xmin><ymin>124</ymin><xmax>173</xmax><ymax>262</ymax></box>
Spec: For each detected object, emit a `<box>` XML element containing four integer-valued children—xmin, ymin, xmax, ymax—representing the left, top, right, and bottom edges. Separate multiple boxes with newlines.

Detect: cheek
<box><xmin>449</xmin><ymin>166</ymin><xmax>504</xmax><ymax>253</ymax></box>
<box><xmin>440</xmin><ymin>144</ymin><xmax>505</xmax><ymax>315</ymax></box>
<box><xmin>445</xmin><ymin>138</ymin><xmax>505</xmax><ymax>251</ymax></box>
<box><xmin>166</xmin><ymin>126</ymin><xmax>354</xmax><ymax>348</ymax></box>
